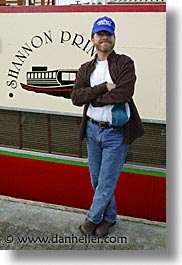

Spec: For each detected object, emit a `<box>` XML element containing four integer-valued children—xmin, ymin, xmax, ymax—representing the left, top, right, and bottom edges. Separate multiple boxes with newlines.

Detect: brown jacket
<box><xmin>71</xmin><ymin>50</ymin><xmax>144</xmax><ymax>145</ymax></box>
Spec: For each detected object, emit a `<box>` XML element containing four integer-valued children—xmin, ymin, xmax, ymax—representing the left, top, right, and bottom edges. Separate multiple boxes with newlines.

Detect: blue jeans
<box><xmin>86</xmin><ymin>119</ymin><xmax>128</xmax><ymax>224</ymax></box>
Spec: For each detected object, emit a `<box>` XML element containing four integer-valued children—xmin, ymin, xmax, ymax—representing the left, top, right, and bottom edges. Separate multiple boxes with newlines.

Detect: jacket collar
<box><xmin>91</xmin><ymin>50</ymin><xmax>116</xmax><ymax>65</ymax></box>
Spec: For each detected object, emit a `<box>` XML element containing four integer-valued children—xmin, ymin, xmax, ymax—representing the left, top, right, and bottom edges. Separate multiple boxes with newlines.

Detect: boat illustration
<box><xmin>20</xmin><ymin>66</ymin><xmax>78</xmax><ymax>98</ymax></box>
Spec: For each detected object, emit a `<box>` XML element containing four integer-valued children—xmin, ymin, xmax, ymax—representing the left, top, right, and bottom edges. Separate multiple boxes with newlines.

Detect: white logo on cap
<box><xmin>97</xmin><ymin>19</ymin><xmax>112</xmax><ymax>27</ymax></box>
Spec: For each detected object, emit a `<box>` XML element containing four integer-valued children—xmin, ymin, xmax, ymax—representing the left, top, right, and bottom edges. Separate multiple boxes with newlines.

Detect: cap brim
<box><xmin>93</xmin><ymin>26</ymin><xmax>115</xmax><ymax>36</ymax></box>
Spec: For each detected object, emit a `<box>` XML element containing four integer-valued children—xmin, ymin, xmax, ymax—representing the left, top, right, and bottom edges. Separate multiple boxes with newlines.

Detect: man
<box><xmin>71</xmin><ymin>16</ymin><xmax>144</xmax><ymax>238</ymax></box>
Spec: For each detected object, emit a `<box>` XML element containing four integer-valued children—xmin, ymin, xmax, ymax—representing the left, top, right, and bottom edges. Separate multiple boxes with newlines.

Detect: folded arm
<box><xmin>70</xmin><ymin>64</ymin><xmax>108</xmax><ymax>107</ymax></box>
<box><xmin>92</xmin><ymin>59</ymin><xmax>136</xmax><ymax>107</ymax></box>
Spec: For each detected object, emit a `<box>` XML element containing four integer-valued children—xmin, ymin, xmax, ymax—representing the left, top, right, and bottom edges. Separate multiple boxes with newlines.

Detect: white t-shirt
<box><xmin>86</xmin><ymin>59</ymin><xmax>130</xmax><ymax>124</ymax></box>
<box><xmin>87</xmin><ymin>59</ymin><xmax>113</xmax><ymax>123</ymax></box>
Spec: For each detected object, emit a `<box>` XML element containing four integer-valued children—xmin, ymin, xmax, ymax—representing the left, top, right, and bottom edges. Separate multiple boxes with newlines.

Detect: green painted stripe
<box><xmin>122</xmin><ymin>167</ymin><xmax>166</xmax><ymax>178</ymax></box>
<box><xmin>0</xmin><ymin>150</ymin><xmax>86</xmax><ymax>167</ymax></box>
<box><xmin>0</xmin><ymin>150</ymin><xmax>166</xmax><ymax>178</ymax></box>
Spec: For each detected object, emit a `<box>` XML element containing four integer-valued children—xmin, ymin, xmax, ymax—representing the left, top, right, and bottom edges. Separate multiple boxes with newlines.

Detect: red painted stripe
<box><xmin>0</xmin><ymin>4</ymin><xmax>166</xmax><ymax>14</ymax></box>
<box><xmin>24</xmin><ymin>87</ymin><xmax>71</xmax><ymax>92</ymax></box>
<box><xmin>116</xmin><ymin>172</ymin><xmax>166</xmax><ymax>221</ymax></box>
<box><xmin>20</xmin><ymin>83</ymin><xmax>72</xmax><ymax>92</ymax></box>
<box><xmin>0</xmin><ymin>154</ymin><xmax>166</xmax><ymax>222</ymax></box>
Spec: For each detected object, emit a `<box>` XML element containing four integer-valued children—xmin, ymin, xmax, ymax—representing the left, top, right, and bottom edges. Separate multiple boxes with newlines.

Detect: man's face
<box><xmin>92</xmin><ymin>31</ymin><xmax>115</xmax><ymax>53</ymax></box>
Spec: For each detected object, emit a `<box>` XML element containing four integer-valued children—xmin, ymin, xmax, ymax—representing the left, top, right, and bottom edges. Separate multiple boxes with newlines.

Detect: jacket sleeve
<box><xmin>70</xmin><ymin>64</ymin><xmax>108</xmax><ymax>107</ymax></box>
<box><xmin>92</xmin><ymin>58</ymin><xmax>136</xmax><ymax>107</ymax></box>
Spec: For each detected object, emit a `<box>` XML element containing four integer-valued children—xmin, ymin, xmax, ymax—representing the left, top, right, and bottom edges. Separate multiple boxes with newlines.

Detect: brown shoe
<box><xmin>94</xmin><ymin>220</ymin><xmax>116</xmax><ymax>238</ymax></box>
<box><xmin>79</xmin><ymin>219</ymin><xmax>97</xmax><ymax>236</ymax></box>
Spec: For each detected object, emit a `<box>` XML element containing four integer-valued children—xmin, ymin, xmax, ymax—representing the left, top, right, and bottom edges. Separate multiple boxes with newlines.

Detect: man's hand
<box><xmin>106</xmin><ymin>83</ymin><xmax>116</xmax><ymax>92</ymax></box>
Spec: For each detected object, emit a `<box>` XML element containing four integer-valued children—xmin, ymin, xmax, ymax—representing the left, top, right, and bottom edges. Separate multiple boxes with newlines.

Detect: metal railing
<box><xmin>0</xmin><ymin>108</ymin><xmax>166</xmax><ymax>168</ymax></box>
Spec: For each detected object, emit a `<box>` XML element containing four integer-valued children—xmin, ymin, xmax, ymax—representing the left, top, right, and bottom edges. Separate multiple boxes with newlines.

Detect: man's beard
<box><xmin>95</xmin><ymin>42</ymin><xmax>115</xmax><ymax>53</ymax></box>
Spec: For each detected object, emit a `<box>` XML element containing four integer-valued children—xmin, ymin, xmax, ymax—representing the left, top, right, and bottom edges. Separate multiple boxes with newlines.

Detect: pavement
<box><xmin>0</xmin><ymin>195</ymin><xmax>166</xmax><ymax>250</ymax></box>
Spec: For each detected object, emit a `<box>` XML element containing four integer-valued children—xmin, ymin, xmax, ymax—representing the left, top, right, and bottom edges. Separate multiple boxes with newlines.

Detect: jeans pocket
<box><xmin>86</xmin><ymin>120</ymin><xmax>94</xmax><ymax>141</ymax></box>
<box><xmin>112</xmin><ymin>126</ymin><xmax>124</xmax><ymax>134</ymax></box>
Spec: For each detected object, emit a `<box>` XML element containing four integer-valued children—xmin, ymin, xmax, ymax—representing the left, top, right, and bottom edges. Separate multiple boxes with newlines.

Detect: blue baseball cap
<box><xmin>92</xmin><ymin>16</ymin><xmax>115</xmax><ymax>36</ymax></box>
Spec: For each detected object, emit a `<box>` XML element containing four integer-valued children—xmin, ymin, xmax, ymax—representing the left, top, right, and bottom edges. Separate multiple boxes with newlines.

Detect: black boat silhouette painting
<box><xmin>20</xmin><ymin>66</ymin><xmax>78</xmax><ymax>98</ymax></box>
